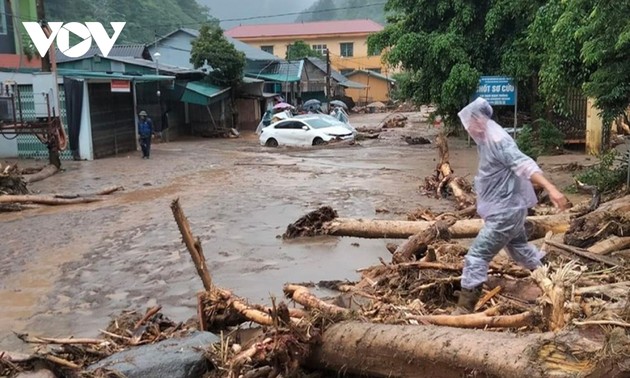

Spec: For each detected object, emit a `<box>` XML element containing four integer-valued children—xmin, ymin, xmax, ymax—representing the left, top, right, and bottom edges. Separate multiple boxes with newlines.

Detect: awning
<box><xmin>245</xmin><ymin>73</ymin><xmax>302</xmax><ymax>83</ymax></box>
<box><xmin>180</xmin><ymin>81</ymin><xmax>231</xmax><ymax>106</ymax></box>
<box><xmin>58</xmin><ymin>69</ymin><xmax>175</xmax><ymax>82</ymax></box>
<box><xmin>340</xmin><ymin>80</ymin><xmax>368</xmax><ymax>89</ymax></box>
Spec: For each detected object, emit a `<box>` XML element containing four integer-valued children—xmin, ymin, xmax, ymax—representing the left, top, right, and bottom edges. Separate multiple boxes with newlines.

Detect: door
<box><xmin>291</xmin><ymin>121</ymin><xmax>312</xmax><ymax>146</ymax></box>
<box><xmin>88</xmin><ymin>83</ymin><xmax>136</xmax><ymax>159</ymax></box>
<box><xmin>273</xmin><ymin>121</ymin><xmax>300</xmax><ymax>146</ymax></box>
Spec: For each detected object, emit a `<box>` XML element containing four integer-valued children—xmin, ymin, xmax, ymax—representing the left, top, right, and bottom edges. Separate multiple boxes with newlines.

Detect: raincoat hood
<box><xmin>457</xmin><ymin>97</ymin><xmax>506</xmax><ymax>145</ymax></box>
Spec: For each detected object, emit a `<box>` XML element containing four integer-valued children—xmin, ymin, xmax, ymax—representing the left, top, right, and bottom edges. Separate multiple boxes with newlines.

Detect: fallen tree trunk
<box><xmin>434</xmin><ymin>133</ymin><xmax>476</xmax><ymax>209</ymax></box>
<box><xmin>0</xmin><ymin>195</ymin><xmax>102</xmax><ymax>206</ymax></box>
<box><xmin>587</xmin><ymin>236</ymin><xmax>630</xmax><ymax>255</ymax></box>
<box><xmin>392</xmin><ymin>219</ymin><xmax>455</xmax><ymax>263</ymax></box>
<box><xmin>22</xmin><ymin>164</ymin><xmax>59</xmax><ymax>184</ymax></box>
<box><xmin>564</xmin><ymin>195</ymin><xmax>630</xmax><ymax>248</ymax></box>
<box><xmin>324</xmin><ymin>213</ymin><xmax>571</xmax><ymax>239</ymax></box>
<box><xmin>308</xmin><ymin>322</ymin><xmax>629</xmax><ymax>378</ymax></box>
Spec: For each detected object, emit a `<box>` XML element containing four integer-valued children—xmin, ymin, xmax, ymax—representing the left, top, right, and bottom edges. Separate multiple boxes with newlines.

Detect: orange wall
<box><xmin>236</xmin><ymin>34</ymin><xmax>388</xmax><ymax>72</ymax></box>
<box><xmin>345</xmin><ymin>71</ymin><xmax>392</xmax><ymax>104</ymax></box>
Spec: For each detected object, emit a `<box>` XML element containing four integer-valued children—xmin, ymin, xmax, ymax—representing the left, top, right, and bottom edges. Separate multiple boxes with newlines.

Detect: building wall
<box><xmin>240</xmin><ymin>34</ymin><xmax>385</xmax><ymax>73</ymax></box>
<box><xmin>149</xmin><ymin>31</ymin><xmax>196</xmax><ymax>69</ymax></box>
<box><xmin>344</xmin><ymin>72</ymin><xmax>392</xmax><ymax>104</ymax></box>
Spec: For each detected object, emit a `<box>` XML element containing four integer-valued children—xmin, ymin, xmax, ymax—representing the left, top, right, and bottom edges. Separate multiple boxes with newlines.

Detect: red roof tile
<box><xmin>225</xmin><ymin>19</ymin><xmax>383</xmax><ymax>39</ymax></box>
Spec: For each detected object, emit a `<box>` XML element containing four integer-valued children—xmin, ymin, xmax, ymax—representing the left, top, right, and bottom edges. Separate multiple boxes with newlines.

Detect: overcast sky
<box><xmin>201</xmin><ymin>0</ymin><xmax>318</xmax><ymax>29</ymax></box>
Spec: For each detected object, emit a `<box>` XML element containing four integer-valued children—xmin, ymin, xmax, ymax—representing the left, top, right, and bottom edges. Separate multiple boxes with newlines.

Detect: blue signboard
<box><xmin>473</xmin><ymin>76</ymin><xmax>516</xmax><ymax>106</ymax></box>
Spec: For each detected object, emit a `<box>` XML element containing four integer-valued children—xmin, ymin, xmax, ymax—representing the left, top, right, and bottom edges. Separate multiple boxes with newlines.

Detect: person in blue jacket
<box><xmin>138</xmin><ymin>110</ymin><xmax>154</xmax><ymax>159</ymax></box>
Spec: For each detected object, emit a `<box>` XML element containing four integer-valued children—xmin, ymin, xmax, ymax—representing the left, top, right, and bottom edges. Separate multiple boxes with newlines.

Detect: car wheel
<box><xmin>266</xmin><ymin>138</ymin><xmax>279</xmax><ymax>147</ymax></box>
<box><xmin>313</xmin><ymin>137</ymin><xmax>325</xmax><ymax>146</ymax></box>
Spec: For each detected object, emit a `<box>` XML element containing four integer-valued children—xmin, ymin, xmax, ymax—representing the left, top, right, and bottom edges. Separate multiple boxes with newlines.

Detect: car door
<box><xmin>272</xmin><ymin>121</ymin><xmax>295</xmax><ymax>145</ymax></box>
<box><xmin>291</xmin><ymin>121</ymin><xmax>311</xmax><ymax>146</ymax></box>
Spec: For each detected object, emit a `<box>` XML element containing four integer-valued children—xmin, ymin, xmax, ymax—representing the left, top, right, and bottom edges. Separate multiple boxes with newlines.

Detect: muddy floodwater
<box><xmin>0</xmin><ymin>111</ymin><xmax>587</xmax><ymax>351</ymax></box>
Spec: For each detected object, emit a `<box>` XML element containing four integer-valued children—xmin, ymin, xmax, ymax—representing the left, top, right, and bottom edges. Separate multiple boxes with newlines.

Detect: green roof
<box><xmin>58</xmin><ymin>69</ymin><xmax>175</xmax><ymax>81</ymax></box>
<box><xmin>180</xmin><ymin>81</ymin><xmax>231</xmax><ymax>106</ymax></box>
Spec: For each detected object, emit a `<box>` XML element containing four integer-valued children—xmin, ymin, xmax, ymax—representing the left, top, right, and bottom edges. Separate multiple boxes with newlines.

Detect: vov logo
<box><xmin>22</xmin><ymin>22</ymin><xmax>126</xmax><ymax>58</ymax></box>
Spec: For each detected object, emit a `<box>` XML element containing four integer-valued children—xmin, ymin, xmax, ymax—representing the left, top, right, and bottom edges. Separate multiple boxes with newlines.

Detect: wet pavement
<box><xmin>0</xmin><ymin>110</ymin><xmax>590</xmax><ymax>351</ymax></box>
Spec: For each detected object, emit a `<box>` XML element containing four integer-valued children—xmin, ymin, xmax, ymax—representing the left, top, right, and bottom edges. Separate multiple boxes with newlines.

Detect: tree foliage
<box><xmin>286</xmin><ymin>41</ymin><xmax>322</xmax><ymax>60</ymax></box>
<box><xmin>46</xmin><ymin>0</ymin><xmax>217</xmax><ymax>44</ymax></box>
<box><xmin>190</xmin><ymin>25</ymin><xmax>245</xmax><ymax>88</ymax></box>
<box><xmin>368</xmin><ymin>0</ymin><xmax>543</xmax><ymax>130</ymax></box>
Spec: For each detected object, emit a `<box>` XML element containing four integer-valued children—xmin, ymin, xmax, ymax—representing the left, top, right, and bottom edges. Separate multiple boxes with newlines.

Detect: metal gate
<box><xmin>88</xmin><ymin>83</ymin><xmax>136</xmax><ymax>159</ymax></box>
<box><xmin>16</xmin><ymin>84</ymin><xmax>73</xmax><ymax>160</ymax></box>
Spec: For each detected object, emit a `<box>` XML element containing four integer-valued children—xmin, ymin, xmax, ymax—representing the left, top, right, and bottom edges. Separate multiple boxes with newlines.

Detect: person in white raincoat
<box><xmin>453</xmin><ymin>97</ymin><xmax>570</xmax><ymax>314</ymax></box>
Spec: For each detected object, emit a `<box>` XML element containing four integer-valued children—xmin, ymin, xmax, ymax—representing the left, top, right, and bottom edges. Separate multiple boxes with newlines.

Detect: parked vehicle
<box><xmin>259</xmin><ymin>114</ymin><xmax>355</xmax><ymax>147</ymax></box>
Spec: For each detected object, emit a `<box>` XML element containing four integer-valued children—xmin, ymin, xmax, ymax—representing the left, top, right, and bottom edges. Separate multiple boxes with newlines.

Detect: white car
<box><xmin>259</xmin><ymin>115</ymin><xmax>355</xmax><ymax>147</ymax></box>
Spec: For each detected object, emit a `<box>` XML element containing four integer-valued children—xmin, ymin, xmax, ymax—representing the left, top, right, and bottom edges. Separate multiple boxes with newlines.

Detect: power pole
<box><xmin>325</xmin><ymin>48</ymin><xmax>332</xmax><ymax>102</ymax></box>
<box><xmin>35</xmin><ymin>0</ymin><xmax>51</xmax><ymax>72</ymax></box>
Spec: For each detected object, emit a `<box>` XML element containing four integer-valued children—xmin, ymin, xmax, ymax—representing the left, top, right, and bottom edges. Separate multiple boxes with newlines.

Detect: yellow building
<box><xmin>344</xmin><ymin>70</ymin><xmax>396</xmax><ymax>105</ymax></box>
<box><xmin>225</xmin><ymin>19</ymin><xmax>388</xmax><ymax>74</ymax></box>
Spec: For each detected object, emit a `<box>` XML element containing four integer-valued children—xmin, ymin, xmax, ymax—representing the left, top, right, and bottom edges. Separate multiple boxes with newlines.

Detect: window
<box><xmin>260</xmin><ymin>45</ymin><xmax>274</xmax><ymax>55</ymax></box>
<box><xmin>340</xmin><ymin>42</ymin><xmax>354</xmax><ymax>57</ymax></box>
<box><xmin>312</xmin><ymin>44</ymin><xmax>327</xmax><ymax>55</ymax></box>
<box><xmin>274</xmin><ymin>121</ymin><xmax>303</xmax><ymax>130</ymax></box>
<box><xmin>0</xmin><ymin>1</ymin><xmax>7</xmax><ymax>35</ymax></box>
<box><xmin>340</xmin><ymin>69</ymin><xmax>354</xmax><ymax>75</ymax></box>
<box><xmin>367</xmin><ymin>68</ymin><xmax>382</xmax><ymax>74</ymax></box>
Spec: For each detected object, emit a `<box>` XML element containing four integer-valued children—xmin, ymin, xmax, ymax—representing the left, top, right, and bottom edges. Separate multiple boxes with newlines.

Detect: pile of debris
<box><xmin>381</xmin><ymin>115</ymin><xmax>408</xmax><ymax>129</ymax></box>
<box><xmin>0</xmin><ymin>163</ymin><xmax>123</xmax><ymax>213</ymax></box>
<box><xmin>2</xmin><ymin>143</ymin><xmax>629</xmax><ymax>377</ymax></box>
<box><xmin>0</xmin><ymin>306</ymin><xmax>195</xmax><ymax>377</ymax></box>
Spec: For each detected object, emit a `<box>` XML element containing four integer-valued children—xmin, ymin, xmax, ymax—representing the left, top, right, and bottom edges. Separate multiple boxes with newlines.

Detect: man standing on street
<box><xmin>138</xmin><ymin>110</ymin><xmax>153</xmax><ymax>159</ymax></box>
<box><xmin>453</xmin><ymin>97</ymin><xmax>571</xmax><ymax>315</ymax></box>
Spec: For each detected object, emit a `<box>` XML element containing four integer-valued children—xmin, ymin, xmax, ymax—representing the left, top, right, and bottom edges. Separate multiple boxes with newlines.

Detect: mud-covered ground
<box><xmin>0</xmin><ymin>110</ymin><xmax>595</xmax><ymax>351</ymax></box>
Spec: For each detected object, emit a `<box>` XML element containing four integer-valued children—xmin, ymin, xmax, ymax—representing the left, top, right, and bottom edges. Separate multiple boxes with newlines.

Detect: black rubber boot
<box><xmin>452</xmin><ymin>286</ymin><xmax>482</xmax><ymax>315</ymax></box>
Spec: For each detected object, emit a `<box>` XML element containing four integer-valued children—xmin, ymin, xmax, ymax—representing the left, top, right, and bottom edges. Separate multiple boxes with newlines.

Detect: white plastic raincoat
<box><xmin>457</xmin><ymin>97</ymin><xmax>544</xmax><ymax>289</ymax></box>
<box><xmin>457</xmin><ymin>97</ymin><xmax>542</xmax><ymax>219</ymax></box>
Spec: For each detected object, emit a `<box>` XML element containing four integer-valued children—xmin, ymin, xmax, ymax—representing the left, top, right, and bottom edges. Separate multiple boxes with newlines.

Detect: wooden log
<box><xmin>545</xmin><ymin>240</ymin><xmax>620</xmax><ymax>266</ymax></box>
<box><xmin>434</xmin><ymin>133</ymin><xmax>476</xmax><ymax>209</ymax></box>
<box><xmin>392</xmin><ymin>219</ymin><xmax>455</xmax><ymax>263</ymax></box>
<box><xmin>408</xmin><ymin>310</ymin><xmax>535</xmax><ymax>329</ymax></box>
<box><xmin>22</xmin><ymin>164</ymin><xmax>59</xmax><ymax>184</ymax></box>
<box><xmin>324</xmin><ymin>213</ymin><xmax>571</xmax><ymax>239</ymax></box>
<box><xmin>170</xmin><ymin>198</ymin><xmax>213</xmax><ymax>291</ymax></box>
<box><xmin>307</xmin><ymin>322</ymin><xmax>627</xmax><ymax>378</ymax></box>
<box><xmin>564</xmin><ymin>195</ymin><xmax>630</xmax><ymax>248</ymax></box>
<box><xmin>0</xmin><ymin>195</ymin><xmax>102</xmax><ymax>206</ymax></box>
<box><xmin>283</xmin><ymin>285</ymin><xmax>350</xmax><ymax>318</ymax></box>
<box><xmin>588</xmin><ymin>236</ymin><xmax>630</xmax><ymax>255</ymax></box>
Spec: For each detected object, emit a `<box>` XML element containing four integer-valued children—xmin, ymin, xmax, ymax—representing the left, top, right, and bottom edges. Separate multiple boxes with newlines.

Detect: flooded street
<box><xmin>0</xmin><ymin>111</ymin><xmax>584</xmax><ymax>351</ymax></box>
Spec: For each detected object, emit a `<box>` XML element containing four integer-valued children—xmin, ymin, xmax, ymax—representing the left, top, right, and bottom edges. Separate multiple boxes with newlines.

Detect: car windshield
<box><xmin>303</xmin><ymin>117</ymin><xmax>343</xmax><ymax>129</ymax></box>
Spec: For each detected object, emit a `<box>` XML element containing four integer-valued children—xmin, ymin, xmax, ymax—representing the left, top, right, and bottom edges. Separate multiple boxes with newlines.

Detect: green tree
<box><xmin>46</xmin><ymin>0</ymin><xmax>217</xmax><ymax>44</ymax></box>
<box><xmin>525</xmin><ymin>0</ymin><xmax>630</xmax><ymax>151</ymax></box>
<box><xmin>368</xmin><ymin>0</ymin><xmax>543</xmax><ymax>132</ymax></box>
<box><xmin>190</xmin><ymin>24</ymin><xmax>246</xmax><ymax>88</ymax></box>
<box><xmin>286</xmin><ymin>41</ymin><xmax>322</xmax><ymax>60</ymax></box>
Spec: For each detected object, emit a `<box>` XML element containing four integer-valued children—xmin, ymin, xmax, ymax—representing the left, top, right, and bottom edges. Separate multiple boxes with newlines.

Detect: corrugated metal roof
<box><xmin>58</xmin><ymin>69</ymin><xmax>175</xmax><ymax>81</ymax></box>
<box><xmin>181</xmin><ymin>81</ymin><xmax>231</xmax><ymax>105</ymax></box>
<box><xmin>346</xmin><ymin>69</ymin><xmax>396</xmax><ymax>83</ymax></box>
<box><xmin>105</xmin><ymin>56</ymin><xmax>202</xmax><ymax>75</ymax></box>
<box><xmin>55</xmin><ymin>44</ymin><xmax>148</xmax><ymax>63</ymax></box>
<box><xmin>303</xmin><ymin>57</ymin><xmax>367</xmax><ymax>89</ymax></box>
<box><xmin>160</xmin><ymin>28</ymin><xmax>281</xmax><ymax>62</ymax></box>
<box><xmin>303</xmin><ymin>57</ymin><xmax>347</xmax><ymax>83</ymax></box>
<box><xmin>225</xmin><ymin>19</ymin><xmax>383</xmax><ymax>39</ymax></box>
<box><xmin>245</xmin><ymin>60</ymin><xmax>303</xmax><ymax>83</ymax></box>
<box><xmin>340</xmin><ymin>80</ymin><xmax>367</xmax><ymax>89</ymax></box>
